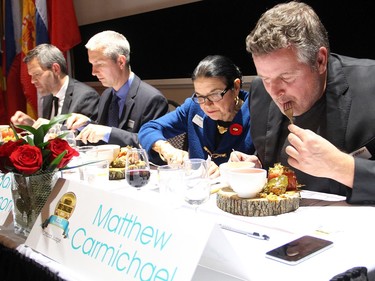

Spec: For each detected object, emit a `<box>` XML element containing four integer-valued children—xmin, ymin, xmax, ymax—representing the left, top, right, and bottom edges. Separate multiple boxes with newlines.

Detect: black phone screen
<box><xmin>265</xmin><ymin>235</ymin><xmax>333</xmax><ymax>265</ymax></box>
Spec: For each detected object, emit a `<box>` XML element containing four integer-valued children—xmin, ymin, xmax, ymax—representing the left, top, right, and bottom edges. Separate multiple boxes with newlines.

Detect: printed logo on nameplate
<box><xmin>42</xmin><ymin>192</ymin><xmax>76</xmax><ymax>239</ymax></box>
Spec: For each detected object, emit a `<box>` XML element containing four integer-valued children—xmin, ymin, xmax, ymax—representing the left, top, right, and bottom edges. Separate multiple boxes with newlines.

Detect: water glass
<box><xmin>76</xmin><ymin>146</ymin><xmax>97</xmax><ymax>180</ymax></box>
<box><xmin>82</xmin><ymin>159</ymin><xmax>109</xmax><ymax>186</ymax></box>
<box><xmin>182</xmin><ymin>159</ymin><xmax>211</xmax><ymax>210</ymax></box>
<box><xmin>60</xmin><ymin>130</ymin><xmax>77</xmax><ymax>148</ymax></box>
<box><xmin>157</xmin><ymin>164</ymin><xmax>184</xmax><ymax>206</ymax></box>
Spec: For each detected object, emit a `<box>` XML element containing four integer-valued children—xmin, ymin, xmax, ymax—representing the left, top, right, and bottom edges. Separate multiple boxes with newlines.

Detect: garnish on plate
<box><xmin>259</xmin><ymin>163</ymin><xmax>302</xmax><ymax>200</ymax></box>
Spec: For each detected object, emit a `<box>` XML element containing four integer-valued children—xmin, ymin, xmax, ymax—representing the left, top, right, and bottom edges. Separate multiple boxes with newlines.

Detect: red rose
<box><xmin>0</xmin><ymin>140</ymin><xmax>26</xmax><ymax>172</ymax></box>
<box><xmin>229</xmin><ymin>123</ymin><xmax>243</xmax><ymax>136</ymax></box>
<box><xmin>47</xmin><ymin>138</ymin><xmax>79</xmax><ymax>168</ymax></box>
<box><xmin>9</xmin><ymin>145</ymin><xmax>43</xmax><ymax>175</ymax></box>
<box><xmin>0</xmin><ymin>139</ymin><xmax>24</xmax><ymax>157</ymax></box>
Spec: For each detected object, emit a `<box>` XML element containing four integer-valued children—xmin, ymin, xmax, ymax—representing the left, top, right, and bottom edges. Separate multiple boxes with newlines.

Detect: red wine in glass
<box><xmin>126</xmin><ymin>169</ymin><xmax>151</xmax><ymax>188</ymax></box>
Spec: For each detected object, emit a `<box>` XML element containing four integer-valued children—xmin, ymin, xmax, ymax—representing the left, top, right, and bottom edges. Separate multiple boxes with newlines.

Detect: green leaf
<box><xmin>9</xmin><ymin>123</ymin><xmax>20</xmax><ymax>141</ymax></box>
<box><xmin>57</xmin><ymin>132</ymin><xmax>69</xmax><ymax>139</ymax></box>
<box><xmin>46</xmin><ymin>150</ymin><xmax>68</xmax><ymax>172</ymax></box>
<box><xmin>60</xmin><ymin>159</ymin><xmax>104</xmax><ymax>171</ymax></box>
<box><xmin>15</xmin><ymin>114</ymin><xmax>72</xmax><ymax>146</ymax></box>
<box><xmin>25</xmin><ymin>135</ymin><xmax>35</xmax><ymax>146</ymax></box>
<box><xmin>38</xmin><ymin>141</ymin><xmax>52</xmax><ymax>149</ymax></box>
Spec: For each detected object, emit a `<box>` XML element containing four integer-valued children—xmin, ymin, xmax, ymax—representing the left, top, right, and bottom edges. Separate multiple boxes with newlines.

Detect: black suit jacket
<box><xmin>96</xmin><ymin>74</ymin><xmax>168</xmax><ymax>147</ymax></box>
<box><xmin>42</xmin><ymin>77</ymin><xmax>100</xmax><ymax>120</ymax></box>
<box><xmin>249</xmin><ymin>53</ymin><xmax>375</xmax><ymax>204</ymax></box>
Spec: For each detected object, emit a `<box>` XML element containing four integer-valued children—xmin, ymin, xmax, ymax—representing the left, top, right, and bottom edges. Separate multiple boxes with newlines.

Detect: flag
<box><xmin>47</xmin><ymin>0</ymin><xmax>81</xmax><ymax>52</ymax></box>
<box><xmin>35</xmin><ymin>0</ymin><xmax>49</xmax><ymax>45</ymax></box>
<box><xmin>1</xmin><ymin>0</ymin><xmax>81</xmax><ymax>123</ymax></box>
<box><xmin>0</xmin><ymin>4</ymin><xmax>6</xmax><ymax>124</ymax></box>
<box><xmin>2</xmin><ymin>0</ymin><xmax>25</xmax><ymax>124</ymax></box>
<box><xmin>20</xmin><ymin>0</ymin><xmax>38</xmax><ymax>119</ymax></box>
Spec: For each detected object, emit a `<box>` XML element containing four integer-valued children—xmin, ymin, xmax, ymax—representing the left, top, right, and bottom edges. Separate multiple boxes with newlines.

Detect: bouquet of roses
<box><xmin>0</xmin><ymin>114</ymin><xmax>79</xmax><ymax>176</ymax></box>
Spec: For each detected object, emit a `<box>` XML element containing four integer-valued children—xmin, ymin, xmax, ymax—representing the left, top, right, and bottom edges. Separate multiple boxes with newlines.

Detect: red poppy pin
<box><xmin>229</xmin><ymin>123</ymin><xmax>243</xmax><ymax>136</ymax></box>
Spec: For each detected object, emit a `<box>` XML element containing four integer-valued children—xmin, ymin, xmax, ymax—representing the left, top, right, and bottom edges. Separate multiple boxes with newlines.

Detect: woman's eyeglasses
<box><xmin>192</xmin><ymin>87</ymin><xmax>231</xmax><ymax>104</ymax></box>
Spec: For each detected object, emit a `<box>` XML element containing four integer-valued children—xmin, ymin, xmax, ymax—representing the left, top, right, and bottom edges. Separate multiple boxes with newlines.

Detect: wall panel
<box><xmin>73</xmin><ymin>0</ymin><xmax>375</xmax><ymax>83</ymax></box>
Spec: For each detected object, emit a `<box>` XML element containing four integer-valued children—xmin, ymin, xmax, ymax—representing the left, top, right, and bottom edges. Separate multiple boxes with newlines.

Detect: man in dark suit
<box><xmin>66</xmin><ymin>31</ymin><xmax>168</xmax><ymax>147</ymax></box>
<box><xmin>231</xmin><ymin>1</ymin><xmax>375</xmax><ymax>204</ymax></box>
<box><xmin>11</xmin><ymin>44</ymin><xmax>100</xmax><ymax>128</ymax></box>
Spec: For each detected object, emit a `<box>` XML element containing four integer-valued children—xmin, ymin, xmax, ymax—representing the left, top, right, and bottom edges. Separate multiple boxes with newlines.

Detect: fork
<box><xmin>284</xmin><ymin>102</ymin><xmax>294</xmax><ymax>124</ymax></box>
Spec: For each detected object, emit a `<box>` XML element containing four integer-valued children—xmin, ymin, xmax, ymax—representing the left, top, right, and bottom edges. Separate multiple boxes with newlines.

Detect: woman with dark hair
<box><xmin>139</xmin><ymin>55</ymin><xmax>255</xmax><ymax>177</ymax></box>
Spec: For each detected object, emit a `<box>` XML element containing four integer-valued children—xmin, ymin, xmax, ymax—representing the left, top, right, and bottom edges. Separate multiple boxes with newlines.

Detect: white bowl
<box><xmin>0</xmin><ymin>125</ymin><xmax>10</xmax><ymax>130</ymax></box>
<box><xmin>219</xmin><ymin>161</ymin><xmax>256</xmax><ymax>184</ymax></box>
<box><xmin>226</xmin><ymin>168</ymin><xmax>267</xmax><ymax>198</ymax></box>
<box><xmin>95</xmin><ymin>144</ymin><xmax>120</xmax><ymax>162</ymax></box>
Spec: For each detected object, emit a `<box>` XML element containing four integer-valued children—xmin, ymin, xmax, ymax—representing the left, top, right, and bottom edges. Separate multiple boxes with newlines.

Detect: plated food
<box><xmin>217</xmin><ymin>163</ymin><xmax>301</xmax><ymax>217</ymax></box>
<box><xmin>259</xmin><ymin>162</ymin><xmax>301</xmax><ymax>200</ymax></box>
<box><xmin>0</xmin><ymin>125</ymin><xmax>16</xmax><ymax>143</ymax></box>
<box><xmin>108</xmin><ymin>146</ymin><xmax>131</xmax><ymax>180</ymax></box>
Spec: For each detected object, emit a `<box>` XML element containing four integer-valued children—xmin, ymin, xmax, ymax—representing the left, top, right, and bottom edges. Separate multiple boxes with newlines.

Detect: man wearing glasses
<box><xmin>139</xmin><ymin>55</ymin><xmax>254</xmax><ymax>178</ymax></box>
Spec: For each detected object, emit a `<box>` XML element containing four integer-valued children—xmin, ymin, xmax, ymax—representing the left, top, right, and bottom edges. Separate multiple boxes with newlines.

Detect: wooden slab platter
<box><xmin>109</xmin><ymin>167</ymin><xmax>125</xmax><ymax>180</ymax></box>
<box><xmin>216</xmin><ymin>187</ymin><xmax>300</xmax><ymax>217</ymax></box>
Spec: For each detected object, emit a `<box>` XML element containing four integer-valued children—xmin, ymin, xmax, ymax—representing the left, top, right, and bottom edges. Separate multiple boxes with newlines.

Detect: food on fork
<box><xmin>284</xmin><ymin>101</ymin><xmax>294</xmax><ymax>124</ymax></box>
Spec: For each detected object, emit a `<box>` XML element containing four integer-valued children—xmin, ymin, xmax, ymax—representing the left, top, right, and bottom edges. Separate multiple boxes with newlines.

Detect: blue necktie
<box><xmin>107</xmin><ymin>94</ymin><xmax>119</xmax><ymax>127</ymax></box>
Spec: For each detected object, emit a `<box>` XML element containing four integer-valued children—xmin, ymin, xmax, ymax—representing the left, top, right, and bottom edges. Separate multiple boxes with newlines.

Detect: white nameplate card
<box><xmin>26</xmin><ymin>179</ymin><xmax>248</xmax><ymax>281</ymax></box>
<box><xmin>0</xmin><ymin>173</ymin><xmax>14</xmax><ymax>226</ymax></box>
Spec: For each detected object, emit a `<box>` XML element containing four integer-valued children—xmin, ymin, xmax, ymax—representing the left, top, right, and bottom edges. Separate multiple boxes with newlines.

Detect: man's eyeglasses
<box><xmin>192</xmin><ymin>86</ymin><xmax>231</xmax><ymax>104</ymax></box>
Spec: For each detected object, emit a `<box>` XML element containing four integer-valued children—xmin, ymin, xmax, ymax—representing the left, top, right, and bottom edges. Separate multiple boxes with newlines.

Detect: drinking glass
<box><xmin>82</xmin><ymin>159</ymin><xmax>110</xmax><ymax>186</ymax></box>
<box><xmin>125</xmin><ymin>148</ymin><xmax>151</xmax><ymax>190</ymax></box>
<box><xmin>75</xmin><ymin>146</ymin><xmax>97</xmax><ymax>180</ymax></box>
<box><xmin>157</xmin><ymin>164</ymin><xmax>183</xmax><ymax>192</ymax></box>
<box><xmin>182</xmin><ymin>158</ymin><xmax>211</xmax><ymax>211</ymax></box>
<box><xmin>60</xmin><ymin>130</ymin><xmax>77</xmax><ymax>148</ymax></box>
<box><xmin>45</xmin><ymin>124</ymin><xmax>62</xmax><ymax>141</ymax></box>
<box><xmin>158</xmin><ymin>164</ymin><xmax>184</xmax><ymax>207</ymax></box>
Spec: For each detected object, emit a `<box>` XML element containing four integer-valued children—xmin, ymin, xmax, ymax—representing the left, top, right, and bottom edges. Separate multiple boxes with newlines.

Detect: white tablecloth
<box><xmin>3</xmin><ymin>171</ymin><xmax>375</xmax><ymax>281</ymax></box>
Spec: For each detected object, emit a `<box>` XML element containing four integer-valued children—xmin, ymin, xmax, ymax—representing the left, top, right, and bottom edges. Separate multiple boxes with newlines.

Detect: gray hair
<box><xmin>23</xmin><ymin>43</ymin><xmax>68</xmax><ymax>74</ymax></box>
<box><xmin>245</xmin><ymin>1</ymin><xmax>330</xmax><ymax>67</ymax></box>
<box><xmin>85</xmin><ymin>30</ymin><xmax>131</xmax><ymax>66</ymax></box>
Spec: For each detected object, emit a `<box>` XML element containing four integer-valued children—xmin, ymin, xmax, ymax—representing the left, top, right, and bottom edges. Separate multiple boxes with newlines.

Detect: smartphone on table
<box><xmin>265</xmin><ymin>235</ymin><xmax>333</xmax><ymax>265</ymax></box>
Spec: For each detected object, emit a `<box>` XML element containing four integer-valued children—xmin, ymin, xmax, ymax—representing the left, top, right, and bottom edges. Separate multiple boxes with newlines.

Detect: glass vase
<box><xmin>10</xmin><ymin>172</ymin><xmax>59</xmax><ymax>237</ymax></box>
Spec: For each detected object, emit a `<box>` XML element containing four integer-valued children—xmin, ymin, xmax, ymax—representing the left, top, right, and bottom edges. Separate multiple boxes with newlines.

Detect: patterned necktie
<box><xmin>107</xmin><ymin>93</ymin><xmax>119</xmax><ymax>127</ymax></box>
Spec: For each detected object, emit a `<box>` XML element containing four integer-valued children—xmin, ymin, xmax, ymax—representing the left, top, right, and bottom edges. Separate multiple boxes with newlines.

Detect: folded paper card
<box><xmin>26</xmin><ymin>178</ymin><xmax>249</xmax><ymax>281</ymax></box>
<box><xmin>0</xmin><ymin>173</ymin><xmax>14</xmax><ymax>226</ymax></box>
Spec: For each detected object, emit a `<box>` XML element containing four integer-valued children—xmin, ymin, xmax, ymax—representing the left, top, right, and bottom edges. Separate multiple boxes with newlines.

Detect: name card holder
<box><xmin>26</xmin><ymin>179</ymin><xmax>248</xmax><ymax>281</ymax></box>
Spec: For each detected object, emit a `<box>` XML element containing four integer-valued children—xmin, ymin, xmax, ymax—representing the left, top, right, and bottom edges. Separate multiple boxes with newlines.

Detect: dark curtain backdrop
<box><xmin>72</xmin><ymin>0</ymin><xmax>375</xmax><ymax>81</ymax></box>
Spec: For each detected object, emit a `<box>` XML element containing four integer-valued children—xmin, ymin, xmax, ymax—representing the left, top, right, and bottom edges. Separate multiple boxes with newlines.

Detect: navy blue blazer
<box><xmin>139</xmin><ymin>90</ymin><xmax>255</xmax><ymax>165</ymax></box>
<box><xmin>96</xmin><ymin>74</ymin><xmax>168</xmax><ymax>147</ymax></box>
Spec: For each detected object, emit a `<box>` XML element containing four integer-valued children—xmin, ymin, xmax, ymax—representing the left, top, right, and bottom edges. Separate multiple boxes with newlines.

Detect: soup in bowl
<box><xmin>226</xmin><ymin>168</ymin><xmax>267</xmax><ymax>198</ymax></box>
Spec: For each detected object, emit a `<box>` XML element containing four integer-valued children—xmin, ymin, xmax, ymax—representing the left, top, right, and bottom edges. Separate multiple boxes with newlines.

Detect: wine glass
<box><xmin>125</xmin><ymin>148</ymin><xmax>151</xmax><ymax>190</ymax></box>
<box><xmin>182</xmin><ymin>158</ymin><xmax>211</xmax><ymax>212</ymax></box>
<box><xmin>60</xmin><ymin>130</ymin><xmax>77</xmax><ymax>148</ymax></box>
